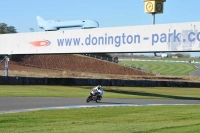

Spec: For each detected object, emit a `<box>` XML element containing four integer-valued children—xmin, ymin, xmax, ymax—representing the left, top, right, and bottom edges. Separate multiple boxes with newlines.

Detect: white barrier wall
<box><xmin>0</xmin><ymin>22</ymin><xmax>200</xmax><ymax>54</ymax></box>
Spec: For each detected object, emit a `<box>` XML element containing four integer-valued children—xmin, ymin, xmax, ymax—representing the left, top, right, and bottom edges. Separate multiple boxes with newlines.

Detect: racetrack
<box><xmin>190</xmin><ymin>64</ymin><xmax>200</xmax><ymax>76</ymax></box>
<box><xmin>0</xmin><ymin>97</ymin><xmax>199</xmax><ymax>114</ymax></box>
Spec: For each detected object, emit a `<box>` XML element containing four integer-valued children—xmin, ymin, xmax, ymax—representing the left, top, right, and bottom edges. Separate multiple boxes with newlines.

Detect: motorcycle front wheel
<box><xmin>86</xmin><ymin>96</ymin><xmax>91</xmax><ymax>103</ymax></box>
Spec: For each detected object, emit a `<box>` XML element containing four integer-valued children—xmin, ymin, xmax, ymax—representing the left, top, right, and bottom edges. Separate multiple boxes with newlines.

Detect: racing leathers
<box><xmin>90</xmin><ymin>85</ymin><xmax>104</xmax><ymax>97</ymax></box>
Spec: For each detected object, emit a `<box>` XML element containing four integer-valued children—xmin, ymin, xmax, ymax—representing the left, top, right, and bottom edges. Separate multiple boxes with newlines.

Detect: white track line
<box><xmin>0</xmin><ymin>104</ymin><xmax>200</xmax><ymax>114</ymax></box>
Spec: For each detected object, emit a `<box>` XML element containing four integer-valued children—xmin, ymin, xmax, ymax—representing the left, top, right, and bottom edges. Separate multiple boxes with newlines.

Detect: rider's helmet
<box><xmin>97</xmin><ymin>85</ymin><xmax>102</xmax><ymax>90</ymax></box>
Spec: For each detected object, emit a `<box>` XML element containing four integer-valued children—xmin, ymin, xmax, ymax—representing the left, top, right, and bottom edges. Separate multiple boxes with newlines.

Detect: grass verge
<box><xmin>0</xmin><ymin>85</ymin><xmax>200</xmax><ymax>100</ymax></box>
<box><xmin>0</xmin><ymin>105</ymin><xmax>200</xmax><ymax>133</ymax></box>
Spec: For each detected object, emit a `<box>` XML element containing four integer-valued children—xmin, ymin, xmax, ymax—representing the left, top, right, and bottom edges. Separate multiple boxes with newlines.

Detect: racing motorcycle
<box><xmin>86</xmin><ymin>92</ymin><xmax>102</xmax><ymax>103</ymax></box>
<box><xmin>86</xmin><ymin>94</ymin><xmax>102</xmax><ymax>103</ymax></box>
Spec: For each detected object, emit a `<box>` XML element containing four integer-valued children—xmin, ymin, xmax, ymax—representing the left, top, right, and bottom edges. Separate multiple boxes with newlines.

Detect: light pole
<box><xmin>5</xmin><ymin>56</ymin><xmax>9</xmax><ymax>77</ymax></box>
<box><xmin>143</xmin><ymin>0</ymin><xmax>166</xmax><ymax>25</ymax></box>
<box><xmin>0</xmin><ymin>55</ymin><xmax>9</xmax><ymax>77</ymax></box>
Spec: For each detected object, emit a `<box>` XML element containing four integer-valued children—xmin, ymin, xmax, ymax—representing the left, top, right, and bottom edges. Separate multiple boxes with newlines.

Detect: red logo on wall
<box><xmin>29</xmin><ymin>40</ymin><xmax>51</xmax><ymax>47</ymax></box>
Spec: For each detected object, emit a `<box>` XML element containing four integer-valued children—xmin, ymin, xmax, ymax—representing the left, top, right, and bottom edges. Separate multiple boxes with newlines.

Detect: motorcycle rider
<box><xmin>90</xmin><ymin>85</ymin><xmax>104</xmax><ymax>97</ymax></box>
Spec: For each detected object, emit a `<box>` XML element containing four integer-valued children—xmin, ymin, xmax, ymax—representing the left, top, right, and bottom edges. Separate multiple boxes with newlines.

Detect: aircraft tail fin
<box><xmin>36</xmin><ymin>16</ymin><xmax>46</xmax><ymax>28</ymax></box>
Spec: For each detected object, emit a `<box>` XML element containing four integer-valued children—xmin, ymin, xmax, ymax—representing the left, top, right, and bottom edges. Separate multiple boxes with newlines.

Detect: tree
<box><xmin>0</xmin><ymin>23</ymin><xmax>17</xmax><ymax>34</ymax></box>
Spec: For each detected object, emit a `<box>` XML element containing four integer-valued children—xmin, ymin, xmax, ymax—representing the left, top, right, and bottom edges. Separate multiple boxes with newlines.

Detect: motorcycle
<box><xmin>86</xmin><ymin>95</ymin><xmax>102</xmax><ymax>103</ymax></box>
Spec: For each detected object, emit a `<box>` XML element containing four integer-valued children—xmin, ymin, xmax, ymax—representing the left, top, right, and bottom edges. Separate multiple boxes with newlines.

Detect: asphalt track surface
<box><xmin>1</xmin><ymin>63</ymin><xmax>200</xmax><ymax>114</ymax></box>
<box><xmin>190</xmin><ymin>64</ymin><xmax>200</xmax><ymax>76</ymax></box>
<box><xmin>0</xmin><ymin>97</ymin><xmax>200</xmax><ymax>114</ymax></box>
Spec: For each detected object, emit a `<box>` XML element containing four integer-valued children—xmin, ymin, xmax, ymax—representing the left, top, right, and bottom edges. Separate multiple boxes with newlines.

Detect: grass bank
<box><xmin>119</xmin><ymin>60</ymin><xmax>197</xmax><ymax>76</ymax></box>
<box><xmin>0</xmin><ymin>105</ymin><xmax>200</xmax><ymax>133</ymax></box>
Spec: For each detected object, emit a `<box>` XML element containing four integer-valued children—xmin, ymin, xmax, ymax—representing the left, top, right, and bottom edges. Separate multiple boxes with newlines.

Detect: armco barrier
<box><xmin>0</xmin><ymin>76</ymin><xmax>200</xmax><ymax>87</ymax></box>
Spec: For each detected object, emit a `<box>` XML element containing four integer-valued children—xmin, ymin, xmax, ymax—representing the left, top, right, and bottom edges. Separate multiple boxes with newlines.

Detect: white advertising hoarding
<box><xmin>0</xmin><ymin>22</ymin><xmax>200</xmax><ymax>55</ymax></box>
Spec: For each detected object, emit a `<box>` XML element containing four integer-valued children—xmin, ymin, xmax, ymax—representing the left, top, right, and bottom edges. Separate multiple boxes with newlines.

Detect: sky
<box><xmin>1</xmin><ymin>0</ymin><xmax>200</xmax><ymax>57</ymax></box>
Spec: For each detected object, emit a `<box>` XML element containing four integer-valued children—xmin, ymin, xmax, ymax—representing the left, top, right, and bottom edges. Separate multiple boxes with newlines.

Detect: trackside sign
<box><xmin>0</xmin><ymin>22</ymin><xmax>200</xmax><ymax>54</ymax></box>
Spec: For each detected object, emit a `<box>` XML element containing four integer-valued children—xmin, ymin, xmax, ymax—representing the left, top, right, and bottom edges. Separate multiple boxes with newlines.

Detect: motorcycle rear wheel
<box><xmin>96</xmin><ymin>99</ymin><xmax>101</xmax><ymax>103</ymax></box>
<box><xmin>96</xmin><ymin>96</ymin><xmax>102</xmax><ymax>103</ymax></box>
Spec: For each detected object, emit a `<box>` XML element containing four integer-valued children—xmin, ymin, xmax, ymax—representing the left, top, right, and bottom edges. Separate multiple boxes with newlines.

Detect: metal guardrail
<box><xmin>81</xmin><ymin>54</ymin><xmax>159</xmax><ymax>74</ymax></box>
<box><xmin>81</xmin><ymin>54</ymin><xmax>118</xmax><ymax>63</ymax></box>
<box><xmin>121</xmin><ymin>63</ymin><xmax>149</xmax><ymax>72</ymax></box>
<box><xmin>81</xmin><ymin>54</ymin><xmax>155</xmax><ymax>73</ymax></box>
<box><xmin>130</xmin><ymin>59</ymin><xmax>200</xmax><ymax>64</ymax></box>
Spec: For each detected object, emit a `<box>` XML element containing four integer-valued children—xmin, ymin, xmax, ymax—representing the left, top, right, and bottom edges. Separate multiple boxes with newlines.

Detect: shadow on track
<box><xmin>80</xmin><ymin>86</ymin><xmax>200</xmax><ymax>100</ymax></box>
<box><xmin>105</xmin><ymin>89</ymin><xmax>200</xmax><ymax>100</ymax></box>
